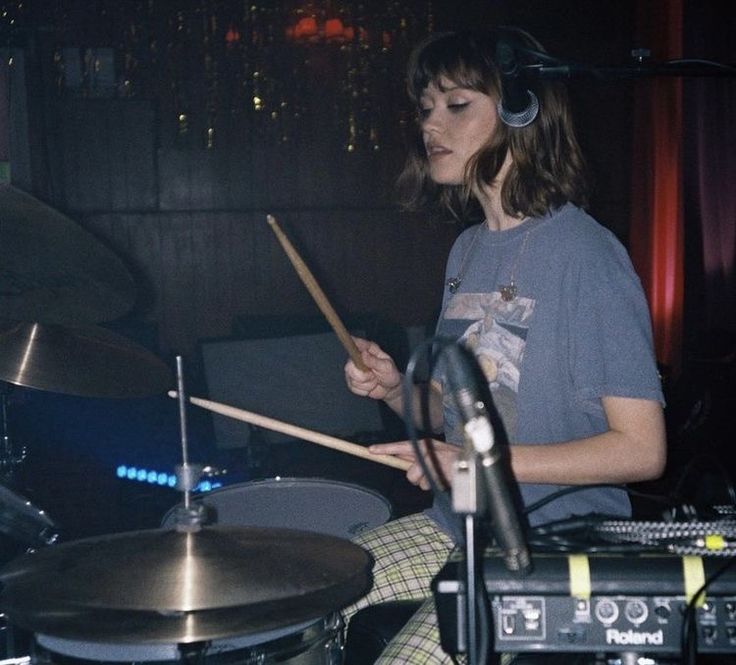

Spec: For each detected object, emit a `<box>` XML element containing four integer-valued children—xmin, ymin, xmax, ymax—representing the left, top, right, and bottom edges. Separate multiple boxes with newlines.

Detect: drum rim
<box><xmin>35</xmin><ymin>613</ymin><xmax>342</xmax><ymax>661</ymax></box>
<box><xmin>165</xmin><ymin>476</ymin><xmax>391</xmax><ymax>509</ymax></box>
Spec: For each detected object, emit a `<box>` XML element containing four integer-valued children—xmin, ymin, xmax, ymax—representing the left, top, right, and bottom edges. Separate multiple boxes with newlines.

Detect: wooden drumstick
<box><xmin>266</xmin><ymin>214</ymin><xmax>368</xmax><ymax>371</ymax></box>
<box><xmin>169</xmin><ymin>391</ymin><xmax>411</xmax><ymax>471</ymax></box>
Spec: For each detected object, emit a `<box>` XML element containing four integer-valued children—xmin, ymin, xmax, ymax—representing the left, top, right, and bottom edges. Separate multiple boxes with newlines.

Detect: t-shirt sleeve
<box><xmin>566</xmin><ymin>241</ymin><xmax>665</xmax><ymax>414</ymax></box>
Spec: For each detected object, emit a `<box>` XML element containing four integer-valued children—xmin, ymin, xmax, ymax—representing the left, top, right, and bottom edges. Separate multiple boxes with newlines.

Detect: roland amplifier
<box><xmin>433</xmin><ymin>552</ymin><xmax>736</xmax><ymax>655</ymax></box>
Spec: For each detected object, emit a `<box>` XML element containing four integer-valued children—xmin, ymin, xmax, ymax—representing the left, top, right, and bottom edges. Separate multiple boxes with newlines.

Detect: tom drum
<box><xmin>161</xmin><ymin>477</ymin><xmax>392</xmax><ymax>539</ymax></box>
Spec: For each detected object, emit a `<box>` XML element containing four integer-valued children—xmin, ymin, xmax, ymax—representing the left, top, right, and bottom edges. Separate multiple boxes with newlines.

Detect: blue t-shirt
<box><xmin>427</xmin><ymin>204</ymin><xmax>664</xmax><ymax>540</ymax></box>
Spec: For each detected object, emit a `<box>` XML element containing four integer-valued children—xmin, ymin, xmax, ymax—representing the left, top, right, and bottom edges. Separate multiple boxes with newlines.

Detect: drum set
<box><xmin>0</xmin><ymin>185</ymin><xmax>381</xmax><ymax>664</ymax></box>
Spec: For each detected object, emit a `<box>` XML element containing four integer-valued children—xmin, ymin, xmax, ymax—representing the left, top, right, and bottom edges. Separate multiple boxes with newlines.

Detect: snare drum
<box><xmin>161</xmin><ymin>477</ymin><xmax>392</xmax><ymax>539</ymax></box>
<box><xmin>34</xmin><ymin>614</ymin><xmax>342</xmax><ymax>664</ymax></box>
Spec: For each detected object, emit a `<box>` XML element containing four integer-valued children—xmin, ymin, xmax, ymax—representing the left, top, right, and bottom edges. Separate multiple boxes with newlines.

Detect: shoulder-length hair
<box><xmin>397</xmin><ymin>28</ymin><xmax>589</xmax><ymax>221</ymax></box>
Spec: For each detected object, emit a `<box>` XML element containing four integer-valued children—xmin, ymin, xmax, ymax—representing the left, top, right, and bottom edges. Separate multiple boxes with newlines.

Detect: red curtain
<box><xmin>629</xmin><ymin>1</ymin><xmax>684</xmax><ymax>377</ymax></box>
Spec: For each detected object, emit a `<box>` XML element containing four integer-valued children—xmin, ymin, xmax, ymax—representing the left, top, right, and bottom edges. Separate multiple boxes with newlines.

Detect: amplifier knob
<box><xmin>594</xmin><ymin>599</ymin><xmax>619</xmax><ymax>625</ymax></box>
<box><xmin>624</xmin><ymin>599</ymin><xmax>649</xmax><ymax>625</ymax></box>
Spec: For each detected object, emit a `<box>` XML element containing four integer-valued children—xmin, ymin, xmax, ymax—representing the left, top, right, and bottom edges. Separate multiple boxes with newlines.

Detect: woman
<box><xmin>343</xmin><ymin>28</ymin><xmax>666</xmax><ymax>663</ymax></box>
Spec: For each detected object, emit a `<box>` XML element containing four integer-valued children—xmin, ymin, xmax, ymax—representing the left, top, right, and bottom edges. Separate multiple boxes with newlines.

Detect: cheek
<box><xmin>466</xmin><ymin>116</ymin><xmax>497</xmax><ymax>153</ymax></box>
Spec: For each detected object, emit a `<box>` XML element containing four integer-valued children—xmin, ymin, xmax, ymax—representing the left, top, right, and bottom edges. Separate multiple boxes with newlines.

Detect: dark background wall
<box><xmin>7</xmin><ymin>1</ymin><xmax>732</xmax><ymax>547</ymax></box>
<box><xmin>7</xmin><ymin>0</ymin><xmax>638</xmax><ymax>358</ymax></box>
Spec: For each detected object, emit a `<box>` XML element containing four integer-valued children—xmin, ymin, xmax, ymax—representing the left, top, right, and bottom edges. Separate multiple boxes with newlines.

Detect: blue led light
<box><xmin>116</xmin><ymin>463</ymin><xmax>218</xmax><ymax>493</ymax></box>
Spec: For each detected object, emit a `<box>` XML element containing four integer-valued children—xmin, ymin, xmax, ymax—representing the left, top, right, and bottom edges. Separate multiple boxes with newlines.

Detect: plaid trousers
<box><xmin>342</xmin><ymin>512</ymin><xmax>457</xmax><ymax>664</ymax></box>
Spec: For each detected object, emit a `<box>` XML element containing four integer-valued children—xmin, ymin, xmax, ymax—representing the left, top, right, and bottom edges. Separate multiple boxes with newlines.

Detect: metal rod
<box><xmin>175</xmin><ymin>356</ymin><xmax>191</xmax><ymax>509</ymax></box>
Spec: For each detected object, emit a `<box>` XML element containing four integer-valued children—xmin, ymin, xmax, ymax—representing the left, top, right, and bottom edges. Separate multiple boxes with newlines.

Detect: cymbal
<box><xmin>0</xmin><ymin>321</ymin><xmax>172</xmax><ymax>398</ymax></box>
<box><xmin>0</xmin><ymin>184</ymin><xmax>136</xmax><ymax>325</ymax></box>
<box><xmin>0</xmin><ymin>526</ymin><xmax>371</xmax><ymax>642</ymax></box>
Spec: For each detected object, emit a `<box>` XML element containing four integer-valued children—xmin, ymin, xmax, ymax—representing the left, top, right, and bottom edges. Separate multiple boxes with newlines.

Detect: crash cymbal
<box><xmin>0</xmin><ymin>321</ymin><xmax>172</xmax><ymax>398</ymax></box>
<box><xmin>0</xmin><ymin>526</ymin><xmax>371</xmax><ymax>643</ymax></box>
<box><xmin>0</xmin><ymin>184</ymin><xmax>136</xmax><ymax>325</ymax></box>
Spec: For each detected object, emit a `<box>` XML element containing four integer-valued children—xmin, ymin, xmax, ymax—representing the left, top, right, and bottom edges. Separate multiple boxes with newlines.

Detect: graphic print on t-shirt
<box><xmin>443</xmin><ymin>291</ymin><xmax>536</xmax><ymax>442</ymax></box>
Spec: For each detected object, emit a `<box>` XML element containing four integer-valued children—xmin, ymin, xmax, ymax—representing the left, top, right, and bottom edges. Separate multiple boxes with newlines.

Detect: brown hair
<box><xmin>397</xmin><ymin>28</ymin><xmax>589</xmax><ymax>222</ymax></box>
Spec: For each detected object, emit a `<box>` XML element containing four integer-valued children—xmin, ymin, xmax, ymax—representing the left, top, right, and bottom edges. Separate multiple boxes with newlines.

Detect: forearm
<box><xmin>383</xmin><ymin>378</ymin><xmax>445</xmax><ymax>433</ymax></box>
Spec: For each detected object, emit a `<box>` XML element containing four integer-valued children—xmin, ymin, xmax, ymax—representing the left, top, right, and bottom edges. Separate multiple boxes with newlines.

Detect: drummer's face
<box><xmin>419</xmin><ymin>78</ymin><xmax>498</xmax><ymax>186</ymax></box>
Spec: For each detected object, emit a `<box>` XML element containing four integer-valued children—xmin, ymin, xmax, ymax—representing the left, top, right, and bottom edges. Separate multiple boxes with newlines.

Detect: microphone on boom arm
<box><xmin>444</xmin><ymin>343</ymin><xmax>532</xmax><ymax>575</ymax></box>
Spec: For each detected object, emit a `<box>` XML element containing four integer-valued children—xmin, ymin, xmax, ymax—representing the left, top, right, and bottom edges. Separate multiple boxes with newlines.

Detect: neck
<box><xmin>476</xmin><ymin>151</ymin><xmax>525</xmax><ymax>231</ymax></box>
<box><xmin>478</xmin><ymin>193</ymin><xmax>526</xmax><ymax>231</ymax></box>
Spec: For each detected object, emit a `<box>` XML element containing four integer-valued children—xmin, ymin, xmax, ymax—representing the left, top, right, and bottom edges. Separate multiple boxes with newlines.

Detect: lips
<box><xmin>426</xmin><ymin>143</ymin><xmax>451</xmax><ymax>158</ymax></box>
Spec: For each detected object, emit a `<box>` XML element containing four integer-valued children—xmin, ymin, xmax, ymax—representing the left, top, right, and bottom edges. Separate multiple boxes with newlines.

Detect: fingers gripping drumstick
<box><xmin>266</xmin><ymin>215</ymin><xmax>368</xmax><ymax>372</ymax></box>
<box><xmin>169</xmin><ymin>391</ymin><xmax>411</xmax><ymax>472</ymax></box>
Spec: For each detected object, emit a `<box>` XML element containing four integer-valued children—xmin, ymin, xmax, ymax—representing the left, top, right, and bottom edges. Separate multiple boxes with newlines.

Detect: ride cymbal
<box><xmin>0</xmin><ymin>184</ymin><xmax>136</xmax><ymax>325</ymax></box>
<box><xmin>0</xmin><ymin>321</ymin><xmax>172</xmax><ymax>398</ymax></box>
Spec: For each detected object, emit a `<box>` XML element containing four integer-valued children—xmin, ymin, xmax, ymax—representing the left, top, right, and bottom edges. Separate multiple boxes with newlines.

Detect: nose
<box><xmin>421</xmin><ymin>108</ymin><xmax>442</xmax><ymax>133</ymax></box>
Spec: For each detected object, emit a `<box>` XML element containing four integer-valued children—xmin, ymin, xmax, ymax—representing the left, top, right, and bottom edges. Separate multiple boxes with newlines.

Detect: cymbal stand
<box><xmin>0</xmin><ymin>386</ymin><xmax>26</xmax><ymax>478</ymax></box>
<box><xmin>170</xmin><ymin>356</ymin><xmax>210</xmax><ymax>664</ymax></box>
<box><xmin>171</xmin><ymin>356</ymin><xmax>205</xmax><ymax>532</ymax></box>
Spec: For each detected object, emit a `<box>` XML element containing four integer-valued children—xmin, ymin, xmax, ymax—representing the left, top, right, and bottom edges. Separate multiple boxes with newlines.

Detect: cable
<box><xmin>522</xmin><ymin>483</ymin><xmax>629</xmax><ymax>516</ymax></box>
<box><xmin>402</xmin><ymin>336</ymin><xmax>456</xmax><ymax>502</ymax></box>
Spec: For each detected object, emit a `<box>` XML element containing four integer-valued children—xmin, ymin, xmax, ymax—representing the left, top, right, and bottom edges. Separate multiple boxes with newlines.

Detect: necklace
<box><xmin>499</xmin><ymin>229</ymin><xmax>531</xmax><ymax>302</ymax></box>
<box><xmin>446</xmin><ymin>224</ymin><xmax>483</xmax><ymax>294</ymax></box>
<box><xmin>446</xmin><ymin>221</ymin><xmax>532</xmax><ymax>302</ymax></box>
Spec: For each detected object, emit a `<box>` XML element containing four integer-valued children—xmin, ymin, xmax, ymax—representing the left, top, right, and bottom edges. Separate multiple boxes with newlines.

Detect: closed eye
<box><xmin>448</xmin><ymin>102</ymin><xmax>470</xmax><ymax>112</ymax></box>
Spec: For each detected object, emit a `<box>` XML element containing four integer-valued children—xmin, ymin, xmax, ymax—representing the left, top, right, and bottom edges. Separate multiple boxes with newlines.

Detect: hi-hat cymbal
<box><xmin>0</xmin><ymin>184</ymin><xmax>136</xmax><ymax>325</ymax></box>
<box><xmin>0</xmin><ymin>321</ymin><xmax>172</xmax><ymax>398</ymax></box>
<box><xmin>0</xmin><ymin>526</ymin><xmax>371</xmax><ymax>642</ymax></box>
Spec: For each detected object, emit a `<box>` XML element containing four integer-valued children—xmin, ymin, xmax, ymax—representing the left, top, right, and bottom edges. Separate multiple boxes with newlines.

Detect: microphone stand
<box><xmin>522</xmin><ymin>51</ymin><xmax>736</xmax><ymax>80</ymax></box>
<box><xmin>452</xmin><ymin>443</ymin><xmax>489</xmax><ymax>665</ymax></box>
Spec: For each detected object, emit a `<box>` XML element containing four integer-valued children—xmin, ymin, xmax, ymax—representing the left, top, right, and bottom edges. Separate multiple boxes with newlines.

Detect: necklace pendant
<box><xmin>500</xmin><ymin>281</ymin><xmax>517</xmax><ymax>302</ymax></box>
<box><xmin>447</xmin><ymin>277</ymin><xmax>462</xmax><ymax>294</ymax></box>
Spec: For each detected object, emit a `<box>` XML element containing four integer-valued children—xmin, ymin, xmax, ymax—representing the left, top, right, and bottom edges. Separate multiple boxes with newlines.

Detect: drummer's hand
<box><xmin>369</xmin><ymin>440</ymin><xmax>460</xmax><ymax>491</ymax></box>
<box><xmin>344</xmin><ymin>337</ymin><xmax>402</xmax><ymax>402</ymax></box>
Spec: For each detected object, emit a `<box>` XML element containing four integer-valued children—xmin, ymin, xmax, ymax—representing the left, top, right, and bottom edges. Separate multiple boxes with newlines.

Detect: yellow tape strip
<box><xmin>568</xmin><ymin>554</ymin><xmax>591</xmax><ymax>599</ymax></box>
<box><xmin>682</xmin><ymin>555</ymin><xmax>706</xmax><ymax>608</ymax></box>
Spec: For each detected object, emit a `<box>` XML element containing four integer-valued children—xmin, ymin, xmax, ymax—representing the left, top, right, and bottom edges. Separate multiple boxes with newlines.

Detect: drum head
<box><xmin>162</xmin><ymin>477</ymin><xmax>391</xmax><ymax>539</ymax></box>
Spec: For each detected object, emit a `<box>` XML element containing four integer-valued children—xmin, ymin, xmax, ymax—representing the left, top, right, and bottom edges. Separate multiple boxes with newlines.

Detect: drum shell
<box><xmin>33</xmin><ymin>614</ymin><xmax>342</xmax><ymax>665</ymax></box>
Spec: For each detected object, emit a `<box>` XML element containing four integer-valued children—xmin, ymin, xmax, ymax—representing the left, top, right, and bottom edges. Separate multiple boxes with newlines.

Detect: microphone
<box><xmin>495</xmin><ymin>37</ymin><xmax>539</xmax><ymax>128</ymax></box>
<box><xmin>444</xmin><ymin>344</ymin><xmax>532</xmax><ymax>575</ymax></box>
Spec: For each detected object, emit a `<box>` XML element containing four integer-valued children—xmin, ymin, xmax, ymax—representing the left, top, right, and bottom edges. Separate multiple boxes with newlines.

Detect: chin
<box><xmin>428</xmin><ymin>168</ymin><xmax>463</xmax><ymax>186</ymax></box>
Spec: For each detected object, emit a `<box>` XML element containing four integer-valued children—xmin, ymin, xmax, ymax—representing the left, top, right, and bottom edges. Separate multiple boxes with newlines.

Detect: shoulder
<box><xmin>542</xmin><ymin>204</ymin><xmax>623</xmax><ymax>250</ymax></box>
<box><xmin>536</xmin><ymin>204</ymin><xmax>634</xmax><ymax>272</ymax></box>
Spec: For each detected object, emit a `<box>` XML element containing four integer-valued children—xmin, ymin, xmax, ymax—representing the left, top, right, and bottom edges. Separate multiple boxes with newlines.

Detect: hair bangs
<box><xmin>408</xmin><ymin>32</ymin><xmax>497</xmax><ymax>104</ymax></box>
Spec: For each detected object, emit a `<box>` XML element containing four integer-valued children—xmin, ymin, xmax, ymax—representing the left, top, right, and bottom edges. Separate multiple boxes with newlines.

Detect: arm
<box><xmin>370</xmin><ymin>395</ymin><xmax>666</xmax><ymax>491</ymax></box>
<box><xmin>510</xmin><ymin>396</ymin><xmax>666</xmax><ymax>484</ymax></box>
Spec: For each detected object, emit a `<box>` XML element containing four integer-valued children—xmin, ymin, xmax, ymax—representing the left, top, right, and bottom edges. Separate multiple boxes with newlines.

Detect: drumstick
<box><xmin>169</xmin><ymin>391</ymin><xmax>411</xmax><ymax>471</ymax></box>
<box><xmin>266</xmin><ymin>214</ymin><xmax>368</xmax><ymax>371</ymax></box>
